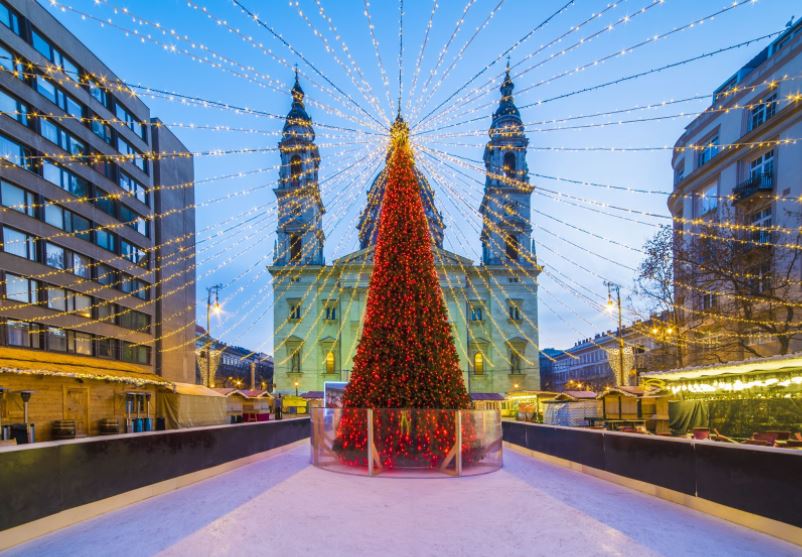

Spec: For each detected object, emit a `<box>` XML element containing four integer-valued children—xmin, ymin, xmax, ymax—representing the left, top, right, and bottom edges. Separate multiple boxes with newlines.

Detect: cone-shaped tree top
<box><xmin>342</xmin><ymin>115</ymin><xmax>471</xmax><ymax>410</ymax></box>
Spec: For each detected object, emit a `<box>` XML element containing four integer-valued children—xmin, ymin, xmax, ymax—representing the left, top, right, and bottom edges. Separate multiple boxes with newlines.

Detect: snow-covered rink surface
<box><xmin>5</xmin><ymin>442</ymin><xmax>800</xmax><ymax>557</ymax></box>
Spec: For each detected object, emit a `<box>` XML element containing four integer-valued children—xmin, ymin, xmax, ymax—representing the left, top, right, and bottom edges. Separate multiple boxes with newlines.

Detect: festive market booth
<box><xmin>213</xmin><ymin>388</ymin><xmax>248</xmax><ymax>423</ymax></box>
<box><xmin>0</xmin><ymin>348</ymin><xmax>170</xmax><ymax>442</ymax></box>
<box><xmin>542</xmin><ymin>391</ymin><xmax>600</xmax><ymax>427</ymax></box>
<box><xmin>503</xmin><ymin>390</ymin><xmax>559</xmax><ymax>421</ymax></box>
<box><xmin>471</xmin><ymin>392</ymin><xmax>505</xmax><ymax>411</ymax></box>
<box><xmin>281</xmin><ymin>393</ymin><xmax>310</xmax><ymax>415</ymax></box>
<box><xmin>240</xmin><ymin>389</ymin><xmax>273</xmax><ymax>422</ymax></box>
<box><xmin>157</xmin><ymin>382</ymin><xmax>227</xmax><ymax>429</ymax></box>
<box><xmin>598</xmin><ymin>386</ymin><xmax>671</xmax><ymax>434</ymax></box>
<box><xmin>641</xmin><ymin>353</ymin><xmax>802</xmax><ymax>441</ymax></box>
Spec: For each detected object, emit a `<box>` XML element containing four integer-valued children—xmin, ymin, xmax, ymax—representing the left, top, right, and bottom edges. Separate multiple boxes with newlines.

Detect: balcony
<box><xmin>733</xmin><ymin>172</ymin><xmax>773</xmax><ymax>202</ymax></box>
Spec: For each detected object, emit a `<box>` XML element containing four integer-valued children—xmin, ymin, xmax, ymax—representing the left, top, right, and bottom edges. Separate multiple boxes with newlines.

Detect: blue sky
<box><xmin>46</xmin><ymin>0</ymin><xmax>798</xmax><ymax>353</ymax></box>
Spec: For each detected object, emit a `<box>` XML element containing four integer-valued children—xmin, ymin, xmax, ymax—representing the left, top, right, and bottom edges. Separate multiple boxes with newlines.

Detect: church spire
<box><xmin>480</xmin><ymin>61</ymin><xmax>534</xmax><ymax>267</ymax></box>
<box><xmin>274</xmin><ymin>70</ymin><xmax>325</xmax><ymax>266</ymax></box>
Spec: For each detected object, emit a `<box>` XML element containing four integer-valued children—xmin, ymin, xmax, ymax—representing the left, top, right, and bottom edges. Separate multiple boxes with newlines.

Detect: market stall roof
<box><xmin>212</xmin><ymin>388</ymin><xmax>240</xmax><ymax>397</ymax></box>
<box><xmin>598</xmin><ymin>386</ymin><xmax>668</xmax><ymax>399</ymax></box>
<box><xmin>172</xmin><ymin>382</ymin><xmax>226</xmax><ymax>397</ymax></box>
<box><xmin>471</xmin><ymin>393</ymin><xmax>506</xmax><ymax>401</ymax></box>
<box><xmin>301</xmin><ymin>391</ymin><xmax>324</xmax><ymax>399</ymax></box>
<box><xmin>0</xmin><ymin>347</ymin><xmax>171</xmax><ymax>387</ymax></box>
<box><xmin>505</xmin><ymin>390</ymin><xmax>559</xmax><ymax>400</ymax></box>
<box><xmin>239</xmin><ymin>389</ymin><xmax>272</xmax><ymax>398</ymax></box>
<box><xmin>641</xmin><ymin>351</ymin><xmax>802</xmax><ymax>382</ymax></box>
<box><xmin>545</xmin><ymin>391</ymin><xmax>598</xmax><ymax>402</ymax></box>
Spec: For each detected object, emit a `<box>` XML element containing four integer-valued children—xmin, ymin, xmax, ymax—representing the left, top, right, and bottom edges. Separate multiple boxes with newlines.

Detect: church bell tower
<box><xmin>480</xmin><ymin>61</ymin><xmax>535</xmax><ymax>268</ymax></box>
<box><xmin>274</xmin><ymin>70</ymin><xmax>325</xmax><ymax>266</ymax></box>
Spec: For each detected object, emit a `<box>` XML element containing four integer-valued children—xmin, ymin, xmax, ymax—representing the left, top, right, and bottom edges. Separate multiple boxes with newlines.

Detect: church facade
<box><xmin>269</xmin><ymin>68</ymin><xmax>542</xmax><ymax>397</ymax></box>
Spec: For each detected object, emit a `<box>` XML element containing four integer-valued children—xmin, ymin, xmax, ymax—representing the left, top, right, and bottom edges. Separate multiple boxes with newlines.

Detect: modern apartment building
<box><xmin>0</xmin><ymin>0</ymin><xmax>195</xmax><ymax>439</ymax></box>
<box><xmin>669</xmin><ymin>20</ymin><xmax>802</xmax><ymax>365</ymax></box>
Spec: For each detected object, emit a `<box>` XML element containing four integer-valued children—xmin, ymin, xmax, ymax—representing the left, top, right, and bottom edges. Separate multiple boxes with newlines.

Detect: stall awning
<box><xmin>471</xmin><ymin>393</ymin><xmax>505</xmax><ymax>401</ymax></box>
<box><xmin>301</xmin><ymin>391</ymin><xmax>324</xmax><ymax>399</ymax></box>
<box><xmin>0</xmin><ymin>347</ymin><xmax>170</xmax><ymax>387</ymax></box>
<box><xmin>641</xmin><ymin>352</ymin><xmax>802</xmax><ymax>382</ymax></box>
<box><xmin>172</xmin><ymin>382</ymin><xmax>225</xmax><ymax>397</ymax></box>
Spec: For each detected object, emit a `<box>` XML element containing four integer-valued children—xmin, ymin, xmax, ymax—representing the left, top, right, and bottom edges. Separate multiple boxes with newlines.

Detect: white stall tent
<box><xmin>543</xmin><ymin>391</ymin><xmax>600</xmax><ymax>427</ymax></box>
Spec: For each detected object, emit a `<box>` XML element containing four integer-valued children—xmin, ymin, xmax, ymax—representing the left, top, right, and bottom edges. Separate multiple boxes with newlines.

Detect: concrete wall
<box><xmin>151</xmin><ymin>121</ymin><xmax>196</xmax><ymax>384</ymax></box>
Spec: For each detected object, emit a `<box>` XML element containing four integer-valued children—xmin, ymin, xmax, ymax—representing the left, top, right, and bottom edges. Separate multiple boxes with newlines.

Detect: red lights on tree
<box><xmin>335</xmin><ymin>116</ymin><xmax>472</xmax><ymax>470</ymax></box>
<box><xmin>342</xmin><ymin>116</ymin><xmax>470</xmax><ymax>411</ymax></box>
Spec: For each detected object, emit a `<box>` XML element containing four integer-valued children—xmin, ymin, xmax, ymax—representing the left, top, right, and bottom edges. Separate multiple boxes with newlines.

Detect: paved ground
<box><xmin>5</xmin><ymin>443</ymin><xmax>800</xmax><ymax>557</ymax></box>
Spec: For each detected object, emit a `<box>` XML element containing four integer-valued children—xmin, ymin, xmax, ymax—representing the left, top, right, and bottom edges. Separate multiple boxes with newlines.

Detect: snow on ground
<box><xmin>5</xmin><ymin>442</ymin><xmax>800</xmax><ymax>557</ymax></box>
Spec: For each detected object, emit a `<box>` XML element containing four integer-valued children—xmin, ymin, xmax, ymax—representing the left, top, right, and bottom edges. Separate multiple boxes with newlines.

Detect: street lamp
<box><xmin>604</xmin><ymin>281</ymin><xmax>625</xmax><ymax>386</ymax></box>
<box><xmin>294</xmin><ymin>381</ymin><xmax>299</xmax><ymax>397</ymax></box>
<box><xmin>205</xmin><ymin>284</ymin><xmax>223</xmax><ymax>388</ymax></box>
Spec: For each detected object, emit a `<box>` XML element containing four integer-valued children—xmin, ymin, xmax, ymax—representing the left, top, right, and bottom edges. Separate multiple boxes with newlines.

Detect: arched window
<box><xmin>505</xmin><ymin>235</ymin><xmax>519</xmax><ymax>261</ymax></box>
<box><xmin>510</xmin><ymin>350</ymin><xmax>521</xmax><ymax>374</ymax></box>
<box><xmin>289</xmin><ymin>155</ymin><xmax>302</xmax><ymax>187</ymax></box>
<box><xmin>325</xmin><ymin>351</ymin><xmax>335</xmax><ymax>374</ymax></box>
<box><xmin>474</xmin><ymin>352</ymin><xmax>484</xmax><ymax>374</ymax></box>
<box><xmin>503</xmin><ymin>151</ymin><xmax>516</xmax><ymax>179</ymax></box>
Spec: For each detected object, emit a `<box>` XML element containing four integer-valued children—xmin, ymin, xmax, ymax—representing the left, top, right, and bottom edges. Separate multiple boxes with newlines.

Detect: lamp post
<box><xmin>205</xmin><ymin>284</ymin><xmax>223</xmax><ymax>387</ymax></box>
<box><xmin>604</xmin><ymin>281</ymin><xmax>625</xmax><ymax>386</ymax></box>
<box><xmin>294</xmin><ymin>381</ymin><xmax>299</xmax><ymax>397</ymax></box>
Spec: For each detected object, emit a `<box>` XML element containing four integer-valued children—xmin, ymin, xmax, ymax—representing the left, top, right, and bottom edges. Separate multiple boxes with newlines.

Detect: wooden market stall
<box><xmin>598</xmin><ymin>386</ymin><xmax>671</xmax><ymax>434</ymax></box>
<box><xmin>542</xmin><ymin>391</ymin><xmax>600</xmax><ymax>427</ymax></box>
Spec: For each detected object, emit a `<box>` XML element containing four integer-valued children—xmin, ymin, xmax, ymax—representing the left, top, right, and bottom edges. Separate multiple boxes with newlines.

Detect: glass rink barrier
<box><xmin>310</xmin><ymin>408</ymin><xmax>502</xmax><ymax>477</ymax></box>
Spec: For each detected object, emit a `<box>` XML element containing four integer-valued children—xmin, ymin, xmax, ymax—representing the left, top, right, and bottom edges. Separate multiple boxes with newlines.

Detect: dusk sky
<box><xmin>45</xmin><ymin>0</ymin><xmax>797</xmax><ymax>354</ymax></box>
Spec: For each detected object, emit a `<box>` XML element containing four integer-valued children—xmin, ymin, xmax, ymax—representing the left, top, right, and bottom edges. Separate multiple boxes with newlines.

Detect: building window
<box><xmin>34</xmin><ymin>76</ymin><xmax>83</xmax><ymax>118</ymax></box>
<box><xmin>503</xmin><ymin>151</ymin><xmax>516</xmax><ymax>180</ymax></box>
<box><xmin>117</xmin><ymin>136</ymin><xmax>147</xmax><ymax>174</ymax></box>
<box><xmin>324</xmin><ymin>304</ymin><xmax>337</xmax><ymax>321</ymax></box>
<box><xmin>0</xmin><ymin>89</ymin><xmax>28</xmax><ymax>126</ymax></box>
<box><xmin>290</xmin><ymin>349</ymin><xmax>301</xmax><ymax>372</ymax></box>
<box><xmin>695</xmin><ymin>183</ymin><xmax>718</xmax><ymax>217</ymax></box>
<box><xmin>4</xmin><ymin>273</ymin><xmax>37</xmax><ymax>303</ymax></box>
<box><xmin>510</xmin><ymin>350</ymin><xmax>521</xmax><ymax>374</ymax></box>
<box><xmin>673</xmin><ymin>162</ymin><xmax>685</xmax><ymax>185</ymax></box>
<box><xmin>119</xmin><ymin>204</ymin><xmax>149</xmax><ymax>237</ymax></box>
<box><xmin>749</xmin><ymin>94</ymin><xmax>777</xmax><ymax>131</ymax></box>
<box><xmin>749</xmin><ymin>207</ymin><xmax>772</xmax><ymax>244</ymax></box>
<box><xmin>701</xmin><ymin>293</ymin><xmax>717</xmax><ymax>311</ymax></box>
<box><xmin>42</xmin><ymin>162</ymin><xmax>89</xmax><ymax>197</ymax></box>
<box><xmin>0</xmin><ymin>44</ymin><xmax>22</xmax><ymax>77</ymax></box>
<box><xmin>1</xmin><ymin>180</ymin><xmax>36</xmax><ymax>217</ymax></box>
<box><xmin>115</xmin><ymin>102</ymin><xmax>145</xmax><ymax>140</ymax></box>
<box><xmin>290</xmin><ymin>234</ymin><xmax>302</xmax><ymax>262</ymax></box>
<box><xmin>31</xmin><ymin>30</ymin><xmax>80</xmax><ymax>81</ymax></box>
<box><xmin>46</xmin><ymin>327</ymin><xmax>67</xmax><ymax>352</ymax></box>
<box><xmin>69</xmin><ymin>331</ymin><xmax>93</xmax><ymax>355</ymax></box>
<box><xmin>325</xmin><ymin>351</ymin><xmax>335</xmax><ymax>374</ymax></box>
<box><xmin>95</xmin><ymin>338</ymin><xmax>116</xmax><ymax>359</ymax></box>
<box><xmin>119</xmin><ymin>172</ymin><xmax>148</xmax><ymax>205</ymax></box>
<box><xmin>470</xmin><ymin>305</ymin><xmax>483</xmax><ymax>322</ymax></box>
<box><xmin>289</xmin><ymin>302</ymin><xmax>301</xmax><ymax>321</ymax></box>
<box><xmin>94</xmin><ymin>229</ymin><xmax>116</xmax><ymax>253</ymax></box>
<box><xmin>44</xmin><ymin>203</ymin><xmax>91</xmax><ymax>242</ymax></box>
<box><xmin>750</xmin><ymin>150</ymin><xmax>774</xmax><ymax>181</ymax></box>
<box><xmin>40</xmin><ymin>119</ymin><xmax>86</xmax><ymax>156</ymax></box>
<box><xmin>696</xmin><ymin>135</ymin><xmax>719</xmax><ymax>168</ymax></box>
<box><xmin>289</xmin><ymin>155</ymin><xmax>302</xmax><ymax>187</ymax></box>
<box><xmin>0</xmin><ymin>2</ymin><xmax>21</xmax><ymax>34</ymax></box>
<box><xmin>748</xmin><ymin>262</ymin><xmax>772</xmax><ymax>294</ymax></box>
<box><xmin>120</xmin><ymin>341</ymin><xmax>150</xmax><ymax>364</ymax></box>
<box><xmin>117</xmin><ymin>309</ymin><xmax>151</xmax><ymax>332</ymax></box>
<box><xmin>473</xmin><ymin>352</ymin><xmax>484</xmax><ymax>374</ymax></box>
<box><xmin>121</xmin><ymin>239</ymin><xmax>148</xmax><ymax>267</ymax></box>
<box><xmin>6</xmin><ymin>320</ymin><xmax>40</xmax><ymax>348</ymax></box>
<box><xmin>95</xmin><ymin>264</ymin><xmax>116</xmax><ymax>286</ymax></box>
<box><xmin>0</xmin><ymin>132</ymin><xmax>29</xmax><ymax>169</ymax></box>
<box><xmin>505</xmin><ymin>235</ymin><xmax>519</xmax><ymax>261</ymax></box>
<box><xmin>2</xmin><ymin>226</ymin><xmax>37</xmax><ymax>261</ymax></box>
<box><xmin>508</xmin><ymin>302</ymin><xmax>521</xmax><ymax>321</ymax></box>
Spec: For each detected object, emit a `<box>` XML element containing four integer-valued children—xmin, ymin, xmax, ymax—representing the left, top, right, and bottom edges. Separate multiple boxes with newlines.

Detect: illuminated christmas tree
<box><xmin>336</xmin><ymin>116</ymin><xmax>472</xmax><ymax>469</ymax></box>
<box><xmin>342</xmin><ymin>115</ymin><xmax>471</xmax><ymax>411</ymax></box>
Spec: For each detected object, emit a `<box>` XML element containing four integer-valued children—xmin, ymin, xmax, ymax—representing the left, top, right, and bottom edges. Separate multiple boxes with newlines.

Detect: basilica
<box><xmin>268</xmin><ymin>67</ymin><xmax>541</xmax><ymax>397</ymax></box>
